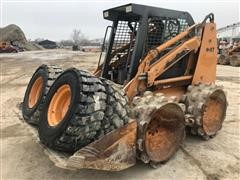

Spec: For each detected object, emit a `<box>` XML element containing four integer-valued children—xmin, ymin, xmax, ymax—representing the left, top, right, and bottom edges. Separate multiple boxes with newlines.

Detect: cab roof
<box><xmin>103</xmin><ymin>3</ymin><xmax>194</xmax><ymax>25</ymax></box>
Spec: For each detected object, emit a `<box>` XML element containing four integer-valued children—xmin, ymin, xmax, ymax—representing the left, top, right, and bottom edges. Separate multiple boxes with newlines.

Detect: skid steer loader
<box><xmin>22</xmin><ymin>4</ymin><xmax>227</xmax><ymax>171</ymax></box>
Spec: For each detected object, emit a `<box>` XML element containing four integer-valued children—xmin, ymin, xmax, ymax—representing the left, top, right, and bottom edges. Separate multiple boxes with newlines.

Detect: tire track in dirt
<box><xmin>1</xmin><ymin>74</ymin><xmax>28</xmax><ymax>86</ymax></box>
<box><xmin>180</xmin><ymin>147</ymin><xmax>223</xmax><ymax>180</ymax></box>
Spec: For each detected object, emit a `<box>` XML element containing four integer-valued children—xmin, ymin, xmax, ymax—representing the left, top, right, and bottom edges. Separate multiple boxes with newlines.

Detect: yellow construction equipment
<box><xmin>22</xmin><ymin>4</ymin><xmax>227</xmax><ymax>171</ymax></box>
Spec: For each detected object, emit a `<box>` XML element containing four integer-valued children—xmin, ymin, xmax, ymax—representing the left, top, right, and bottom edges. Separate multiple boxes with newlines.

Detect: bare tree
<box><xmin>71</xmin><ymin>29</ymin><xmax>83</xmax><ymax>45</ymax></box>
<box><xmin>59</xmin><ymin>39</ymin><xmax>74</xmax><ymax>47</ymax></box>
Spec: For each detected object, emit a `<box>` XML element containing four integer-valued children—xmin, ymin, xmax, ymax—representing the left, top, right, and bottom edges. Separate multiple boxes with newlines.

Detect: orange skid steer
<box><xmin>22</xmin><ymin>4</ymin><xmax>227</xmax><ymax>171</ymax></box>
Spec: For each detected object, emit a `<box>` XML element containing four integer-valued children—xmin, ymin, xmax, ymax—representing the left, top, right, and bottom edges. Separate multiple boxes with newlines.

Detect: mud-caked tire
<box><xmin>99</xmin><ymin>79</ymin><xmax>130</xmax><ymax>137</ymax></box>
<box><xmin>131</xmin><ymin>92</ymin><xmax>185</xmax><ymax>168</ymax></box>
<box><xmin>22</xmin><ymin>64</ymin><xmax>63</xmax><ymax>125</ymax></box>
<box><xmin>184</xmin><ymin>83</ymin><xmax>227</xmax><ymax>140</ymax></box>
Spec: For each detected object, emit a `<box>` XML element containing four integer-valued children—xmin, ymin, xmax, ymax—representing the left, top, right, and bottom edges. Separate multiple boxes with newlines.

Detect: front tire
<box><xmin>38</xmin><ymin>69</ymin><xmax>108</xmax><ymax>153</ymax></box>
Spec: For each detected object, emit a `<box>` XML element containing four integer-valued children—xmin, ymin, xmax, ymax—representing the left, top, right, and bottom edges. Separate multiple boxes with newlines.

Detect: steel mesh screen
<box><xmin>146</xmin><ymin>17</ymin><xmax>189</xmax><ymax>51</ymax></box>
<box><xmin>110</xmin><ymin>21</ymin><xmax>139</xmax><ymax>65</ymax></box>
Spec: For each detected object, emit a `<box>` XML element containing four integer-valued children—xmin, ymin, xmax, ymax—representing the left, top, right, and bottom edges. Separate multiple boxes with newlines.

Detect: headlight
<box><xmin>103</xmin><ymin>11</ymin><xmax>109</xmax><ymax>18</ymax></box>
<box><xmin>126</xmin><ymin>5</ymin><xmax>132</xmax><ymax>13</ymax></box>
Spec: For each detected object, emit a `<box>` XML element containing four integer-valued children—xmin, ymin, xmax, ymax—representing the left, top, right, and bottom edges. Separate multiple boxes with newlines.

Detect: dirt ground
<box><xmin>0</xmin><ymin>49</ymin><xmax>239</xmax><ymax>180</ymax></box>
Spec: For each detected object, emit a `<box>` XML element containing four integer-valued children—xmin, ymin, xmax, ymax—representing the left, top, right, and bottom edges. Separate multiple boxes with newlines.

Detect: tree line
<box><xmin>34</xmin><ymin>29</ymin><xmax>103</xmax><ymax>47</ymax></box>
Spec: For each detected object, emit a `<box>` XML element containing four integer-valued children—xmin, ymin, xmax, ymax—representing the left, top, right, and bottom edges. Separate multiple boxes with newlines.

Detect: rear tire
<box><xmin>22</xmin><ymin>64</ymin><xmax>62</xmax><ymax>125</ymax></box>
<box><xmin>185</xmin><ymin>83</ymin><xmax>227</xmax><ymax>139</ymax></box>
<box><xmin>131</xmin><ymin>92</ymin><xmax>185</xmax><ymax>167</ymax></box>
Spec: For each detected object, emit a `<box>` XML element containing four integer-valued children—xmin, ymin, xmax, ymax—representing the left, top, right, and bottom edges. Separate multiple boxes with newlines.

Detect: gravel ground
<box><xmin>0</xmin><ymin>49</ymin><xmax>239</xmax><ymax>180</ymax></box>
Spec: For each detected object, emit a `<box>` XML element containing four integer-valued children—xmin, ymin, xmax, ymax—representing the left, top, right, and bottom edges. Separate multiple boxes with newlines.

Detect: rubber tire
<box><xmin>22</xmin><ymin>64</ymin><xmax>62</xmax><ymax>125</ymax></box>
<box><xmin>131</xmin><ymin>92</ymin><xmax>185</xmax><ymax>167</ymax></box>
<box><xmin>38</xmin><ymin>68</ymin><xmax>108</xmax><ymax>153</ymax></box>
<box><xmin>185</xmin><ymin>83</ymin><xmax>227</xmax><ymax>139</ymax></box>
<box><xmin>98</xmin><ymin>79</ymin><xmax>130</xmax><ymax>137</ymax></box>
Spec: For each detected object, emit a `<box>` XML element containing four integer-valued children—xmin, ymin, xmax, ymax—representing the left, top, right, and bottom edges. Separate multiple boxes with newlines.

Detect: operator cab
<box><xmin>98</xmin><ymin>3</ymin><xmax>194</xmax><ymax>85</ymax></box>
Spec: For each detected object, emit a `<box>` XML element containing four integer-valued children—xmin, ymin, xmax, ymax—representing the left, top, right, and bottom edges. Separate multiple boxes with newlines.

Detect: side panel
<box><xmin>192</xmin><ymin>23</ymin><xmax>217</xmax><ymax>84</ymax></box>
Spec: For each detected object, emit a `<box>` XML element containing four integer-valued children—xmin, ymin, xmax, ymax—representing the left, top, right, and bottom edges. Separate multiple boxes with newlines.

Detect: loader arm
<box><xmin>147</xmin><ymin>37</ymin><xmax>200</xmax><ymax>86</ymax></box>
<box><xmin>124</xmin><ymin>25</ymin><xmax>201</xmax><ymax>101</ymax></box>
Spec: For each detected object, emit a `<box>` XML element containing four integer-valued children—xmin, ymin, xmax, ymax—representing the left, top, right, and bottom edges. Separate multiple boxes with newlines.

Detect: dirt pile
<box><xmin>0</xmin><ymin>24</ymin><xmax>43</xmax><ymax>51</ymax></box>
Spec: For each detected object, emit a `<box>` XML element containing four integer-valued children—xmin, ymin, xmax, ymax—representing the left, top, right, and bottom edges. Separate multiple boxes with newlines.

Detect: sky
<box><xmin>1</xmin><ymin>0</ymin><xmax>239</xmax><ymax>41</ymax></box>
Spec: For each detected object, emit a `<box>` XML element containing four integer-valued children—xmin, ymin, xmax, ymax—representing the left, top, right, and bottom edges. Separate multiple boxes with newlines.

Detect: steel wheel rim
<box><xmin>47</xmin><ymin>84</ymin><xmax>72</xmax><ymax>126</ymax></box>
<box><xmin>28</xmin><ymin>76</ymin><xmax>44</xmax><ymax>108</ymax></box>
